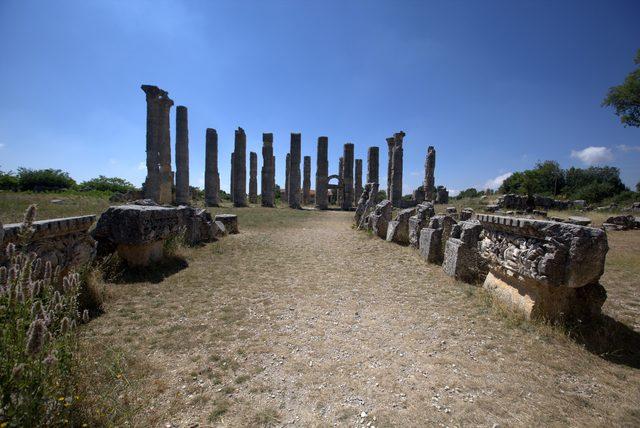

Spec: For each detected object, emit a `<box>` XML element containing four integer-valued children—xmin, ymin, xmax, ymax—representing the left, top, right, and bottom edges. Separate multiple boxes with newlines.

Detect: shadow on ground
<box><xmin>571</xmin><ymin>315</ymin><xmax>640</xmax><ymax>369</ymax></box>
<box><xmin>105</xmin><ymin>256</ymin><xmax>189</xmax><ymax>284</ymax></box>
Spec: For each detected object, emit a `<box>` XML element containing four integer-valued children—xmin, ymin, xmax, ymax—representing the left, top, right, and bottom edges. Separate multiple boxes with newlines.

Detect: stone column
<box><xmin>141</xmin><ymin>85</ymin><xmax>161</xmax><ymax>202</ymax></box>
<box><xmin>261</xmin><ymin>133</ymin><xmax>275</xmax><ymax>207</ymax></box>
<box><xmin>204</xmin><ymin>128</ymin><xmax>220</xmax><ymax>207</ymax></box>
<box><xmin>386</xmin><ymin>137</ymin><xmax>394</xmax><ymax>199</ymax></box>
<box><xmin>338</xmin><ymin>156</ymin><xmax>344</xmax><ymax>206</ymax></box>
<box><xmin>355</xmin><ymin>159</ymin><xmax>363</xmax><ymax>203</ymax></box>
<box><xmin>315</xmin><ymin>136</ymin><xmax>328</xmax><ymax>209</ymax></box>
<box><xmin>342</xmin><ymin>143</ymin><xmax>354</xmax><ymax>210</ymax></box>
<box><xmin>367</xmin><ymin>146</ymin><xmax>379</xmax><ymax>185</ymax></box>
<box><xmin>175</xmin><ymin>106</ymin><xmax>189</xmax><ymax>205</ymax></box>
<box><xmin>141</xmin><ymin>85</ymin><xmax>174</xmax><ymax>204</ymax></box>
<box><xmin>230</xmin><ymin>153</ymin><xmax>235</xmax><ymax>201</ymax></box>
<box><xmin>233</xmin><ymin>128</ymin><xmax>247</xmax><ymax>207</ymax></box>
<box><xmin>424</xmin><ymin>146</ymin><xmax>436</xmax><ymax>202</ymax></box>
<box><xmin>288</xmin><ymin>133</ymin><xmax>302</xmax><ymax>208</ymax></box>
<box><xmin>249</xmin><ymin>151</ymin><xmax>258</xmax><ymax>204</ymax></box>
<box><xmin>303</xmin><ymin>156</ymin><xmax>311</xmax><ymax>205</ymax></box>
<box><xmin>390</xmin><ymin>132</ymin><xmax>405</xmax><ymax>207</ymax></box>
<box><xmin>158</xmin><ymin>94</ymin><xmax>174</xmax><ymax>205</ymax></box>
<box><xmin>284</xmin><ymin>153</ymin><xmax>290</xmax><ymax>202</ymax></box>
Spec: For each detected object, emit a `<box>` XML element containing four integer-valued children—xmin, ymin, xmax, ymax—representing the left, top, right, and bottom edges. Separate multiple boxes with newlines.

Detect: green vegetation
<box><xmin>0</xmin><ymin>206</ymin><xmax>91</xmax><ymax>426</ymax></box>
<box><xmin>77</xmin><ymin>176</ymin><xmax>135</xmax><ymax>194</ymax></box>
<box><xmin>603</xmin><ymin>49</ymin><xmax>640</xmax><ymax>127</ymax></box>
<box><xmin>14</xmin><ymin>168</ymin><xmax>76</xmax><ymax>192</ymax></box>
<box><xmin>499</xmin><ymin>161</ymin><xmax>632</xmax><ymax>204</ymax></box>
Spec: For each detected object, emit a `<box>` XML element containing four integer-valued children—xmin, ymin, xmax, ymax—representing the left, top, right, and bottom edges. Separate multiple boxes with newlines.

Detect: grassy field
<box><xmin>1</xmin><ymin>194</ymin><xmax>639</xmax><ymax>426</ymax></box>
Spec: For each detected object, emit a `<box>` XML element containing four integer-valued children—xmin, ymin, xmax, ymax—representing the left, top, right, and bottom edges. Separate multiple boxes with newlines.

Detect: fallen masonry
<box><xmin>1</xmin><ymin>215</ymin><xmax>96</xmax><ymax>273</ymax></box>
<box><xmin>214</xmin><ymin>214</ymin><xmax>239</xmax><ymax>235</ymax></box>
<box><xmin>408</xmin><ymin>202</ymin><xmax>435</xmax><ymax>248</ymax></box>
<box><xmin>92</xmin><ymin>203</ymin><xmax>237</xmax><ymax>266</ymax></box>
<box><xmin>369</xmin><ymin>200</ymin><xmax>393</xmax><ymax>239</ymax></box>
<box><xmin>386</xmin><ymin>207</ymin><xmax>416</xmax><ymax>245</ymax></box>
<box><xmin>477</xmin><ymin>214</ymin><xmax>608</xmax><ymax>321</ymax></box>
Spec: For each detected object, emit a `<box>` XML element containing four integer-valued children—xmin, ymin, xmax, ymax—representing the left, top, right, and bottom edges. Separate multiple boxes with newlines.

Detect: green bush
<box><xmin>16</xmin><ymin>168</ymin><xmax>76</xmax><ymax>192</ymax></box>
<box><xmin>0</xmin><ymin>205</ymin><xmax>88</xmax><ymax>426</ymax></box>
<box><xmin>78</xmin><ymin>176</ymin><xmax>135</xmax><ymax>194</ymax></box>
<box><xmin>0</xmin><ymin>170</ymin><xmax>19</xmax><ymax>191</ymax></box>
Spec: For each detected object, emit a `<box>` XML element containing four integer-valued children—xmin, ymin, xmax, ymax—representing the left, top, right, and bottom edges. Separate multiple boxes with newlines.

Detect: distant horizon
<box><xmin>1</xmin><ymin>0</ymin><xmax>639</xmax><ymax>195</ymax></box>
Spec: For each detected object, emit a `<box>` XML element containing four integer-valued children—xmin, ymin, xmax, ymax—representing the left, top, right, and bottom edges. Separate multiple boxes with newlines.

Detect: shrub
<box><xmin>17</xmin><ymin>168</ymin><xmax>76</xmax><ymax>192</ymax></box>
<box><xmin>78</xmin><ymin>176</ymin><xmax>135</xmax><ymax>194</ymax></box>
<box><xmin>0</xmin><ymin>169</ymin><xmax>19</xmax><ymax>191</ymax></box>
<box><xmin>0</xmin><ymin>205</ymin><xmax>87</xmax><ymax>426</ymax></box>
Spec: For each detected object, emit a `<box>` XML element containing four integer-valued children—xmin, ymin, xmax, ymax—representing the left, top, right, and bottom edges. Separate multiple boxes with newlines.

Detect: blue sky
<box><xmin>1</xmin><ymin>0</ymin><xmax>639</xmax><ymax>195</ymax></box>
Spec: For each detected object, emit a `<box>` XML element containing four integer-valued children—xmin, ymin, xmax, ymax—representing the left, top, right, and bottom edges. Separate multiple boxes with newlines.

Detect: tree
<box><xmin>78</xmin><ymin>175</ymin><xmax>136</xmax><ymax>193</ymax></box>
<box><xmin>0</xmin><ymin>168</ymin><xmax>19</xmax><ymax>191</ymax></box>
<box><xmin>457</xmin><ymin>188</ymin><xmax>479</xmax><ymax>199</ymax></box>
<box><xmin>602</xmin><ymin>49</ymin><xmax>640</xmax><ymax>127</ymax></box>
<box><xmin>16</xmin><ymin>168</ymin><xmax>76</xmax><ymax>191</ymax></box>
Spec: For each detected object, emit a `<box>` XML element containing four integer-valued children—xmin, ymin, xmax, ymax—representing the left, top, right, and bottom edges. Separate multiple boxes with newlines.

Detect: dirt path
<box><xmin>82</xmin><ymin>209</ymin><xmax>640</xmax><ymax>427</ymax></box>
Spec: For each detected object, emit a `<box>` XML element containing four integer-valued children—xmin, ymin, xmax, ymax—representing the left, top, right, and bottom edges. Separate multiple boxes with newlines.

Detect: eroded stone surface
<box><xmin>442</xmin><ymin>220</ymin><xmax>484</xmax><ymax>283</ymax></box>
<box><xmin>408</xmin><ymin>202</ymin><xmax>435</xmax><ymax>248</ymax></box>
<box><xmin>369</xmin><ymin>199</ymin><xmax>392</xmax><ymax>239</ymax></box>
<box><xmin>215</xmin><ymin>214</ymin><xmax>239</xmax><ymax>235</ymax></box>
<box><xmin>204</xmin><ymin>128</ymin><xmax>221</xmax><ymax>207</ymax></box>
<box><xmin>354</xmin><ymin>183</ymin><xmax>379</xmax><ymax>229</ymax></box>
<box><xmin>386</xmin><ymin>207</ymin><xmax>416</xmax><ymax>245</ymax></box>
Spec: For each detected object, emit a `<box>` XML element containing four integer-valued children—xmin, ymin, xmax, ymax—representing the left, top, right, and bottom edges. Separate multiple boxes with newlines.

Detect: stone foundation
<box><xmin>214</xmin><ymin>214</ymin><xmax>239</xmax><ymax>235</ymax></box>
<box><xmin>386</xmin><ymin>207</ymin><xmax>416</xmax><ymax>245</ymax></box>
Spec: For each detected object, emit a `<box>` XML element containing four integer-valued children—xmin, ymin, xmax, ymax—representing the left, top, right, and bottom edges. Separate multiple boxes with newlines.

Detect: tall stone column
<box><xmin>158</xmin><ymin>94</ymin><xmax>174</xmax><ymax>205</ymax></box>
<box><xmin>303</xmin><ymin>156</ymin><xmax>311</xmax><ymax>205</ymax></box>
<box><xmin>261</xmin><ymin>133</ymin><xmax>275</xmax><ymax>207</ymax></box>
<box><xmin>386</xmin><ymin>137</ymin><xmax>394</xmax><ymax>199</ymax></box>
<box><xmin>249</xmin><ymin>151</ymin><xmax>258</xmax><ymax>204</ymax></box>
<box><xmin>355</xmin><ymin>158</ymin><xmax>363</xmax><ymax>203</ymax></box>
<box><xmin>284</xmin><ymin>153</ymin><xmax>290</xmax><ymax>202</ymax></box>
<box><xmin>141</xmin><ymin>85</ymin><xmax>161</xmax><ymax>202</ymax></box>
<box><xmin>342</xmin><ymin>143</ymin><xmax>354</xmax><ymax>210</ymax></box>
<box><xmin>204</xmin><ymin>128</ymin><xmax>220</xmax><ymax>207</ymax></box>
<box><xmin>367</xmin><ymin>146</ymin><xmax>379</xmax><ymax>185</ymax></box>
<box><xmin>141</xmin><ymin>85</ymin><xmax>174</xmax><ymax>204</ymax></box>
<box><xmin>233</xmin><ymin>128</ymin><xmax>247</xmax><ymax>207</ymax></box>
<box><xmin>288</xmin><ymin>133</ymin><xmax>302</xmax><ymax>209</ymax></box>
<box><xmin>424</xmin><ymin>146</ymin><xmax>436</xmax><ymax>202</ymax></box>
<box><xmin>338</xmin><ymin>156</ymin><xmax>344</xmax><ymax>206</ymax></box>
<box><xmin>230</xmin><ymin>153</ymin><xmax>235</xmax><ymax>201</ymax></box>
<box><xmin>390</xmin><ymin>131</ymin><xmax>405</xmax><ymax>207</ymax></box>
<box><xmin>175</xmin><ymin>106</ymin><xmax>189</xmax><ymax>205</ymax></box>
<box><xmin>315</xmin><ymin>136</ymin><xmax>329</xmax><ymax>209</ymax></box>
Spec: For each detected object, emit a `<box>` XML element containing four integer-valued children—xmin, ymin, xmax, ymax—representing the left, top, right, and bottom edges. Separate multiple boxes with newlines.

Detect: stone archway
<box><xmin>327</xmin><ymin>174</ymin><xmax>343</xmax><ymax>206</ymax></box>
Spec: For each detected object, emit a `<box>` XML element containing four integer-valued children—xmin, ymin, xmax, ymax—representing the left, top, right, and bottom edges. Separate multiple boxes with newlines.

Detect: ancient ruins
<box><xmin>288</xmin><ymin>133</ymin><xmax>302</xmax><ymax>209</ymax></box>
<box><xmin>232</xmin><ymin>128</ymin><xmax>248</xmax><ymax>207</ymax></box>
<box><xmin>261</xmin><ymin>133</ymin><xmax>275</xmax><ymax>207</ymax></box>
<box><xmin>204</xmin><ymin>128</ymin><xmax>220</xmax><ymax>207</ymax></box>
<box><xmin>315</xmin><ymin>136</ymin><xmax>329</xmax><ymax>209</ymax></box>
<box><xmin>249</xmin><ymin>151</ymin><xmax>258</xmax><ymax>204</ymax></box>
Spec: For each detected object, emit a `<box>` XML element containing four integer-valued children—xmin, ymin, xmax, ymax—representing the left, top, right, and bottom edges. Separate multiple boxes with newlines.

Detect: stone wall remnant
<box><xmin>261</xmin><ymin>133</ymin><xmax>275</xmax><ymax>207</ymax></box>
<box><xmin>303</xmin><ymin>156</ymin><xmax>311</xmax><ymax>205</ymax></box>
<box><xmin>1</xmin><ymin>216</ymin><xmax>96</xmax><ymax>272</ymax></box>
<box><xmin>233</xmin><ymin>128</ymin><xmax>247</xmax><ymax>207</ymax></box>
<box><xmin>354</xmin><ymin>182</ymin><xmax>379</xmax><ymax>229</ymax></box>
<box><xmin>288</xmin><ymin>133</ymin><xmax>302</xmax><ymax>209</ymax></box>
<box><xmin>497</xmin><ymin>194</ymin><xmax>571</xmax><ymax>211</ymax></box>
<box><xmin>408</xmin><ymin>202</ymin><xmax>435</xmax><ymax>248</ymax></box>
<box><xmin>386</xmin><ymin>207</ymin><xmax>416</xmax><ymax>245</ymax></box>
<box><xmin>342</xmin><ymin>143</ymin><xmax>355</xmax><ymax>210</ymax></box>
<box><xmin>175</xmin><ymin>106</ymin><xmax>190</xmax><ymax>205</ymax></box>
<box><xmin>369</xmin><ymin>199</ymin><xmax>393</xmax><ymax>239</ymax></box>
<box><xmin>204</xmin><ymin>128</ymin><xmax>220</xmax><ymax>207</ymax></box>
<box><xmin>477</xmin><ymin>214</ymin><xmax>608</xmax><ymax>321</ymax></box>
<box><xmin>315</xmin><ymin>136</ymin><xmax>329</xmax><ymax>209</ymax></box>
<box><xmin>442</xmin><ymin>220</ymin><xmax>484</xmax><ymax>283</ymax></box>
<box><xmin>214</xmin><ymin>214</ymin><xmax>239</xmax><ymax>234</ymax></box>
<box><xmin>367</xmin><ymin>146</ymin><xmax>379</xmax><ymax>185</ymax></box>
<box><xmin>249</xmin><ymin>151</ymin><xmax>258</xmax><ymax>204</ymax></box>
<box><xmin>424</xmin><ymin>146</ymin><xmax>436</xmax><ymax>202</ymax></box>
<box><xmin>419</xmin><ymin>215</ymin><xmax>457</xmax><ymax>264</ymax></box>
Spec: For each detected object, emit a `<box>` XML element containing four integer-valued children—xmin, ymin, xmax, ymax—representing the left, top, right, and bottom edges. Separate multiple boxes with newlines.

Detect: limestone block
<box><xmin>212</xmin><ymin>221</ymin><xmax>227</xmax><ymax>238</ymax></box>
<box><xmin>2</xmin><ymin>215</ymin><xmax>96</xmax><ymax>272</ymax></box>
<box><xmin>214</xmin><ymin>214</ymin><xmax>239</xmax><ymax>234</ymax></box>
<box><xmin>386</xmin><ymin>207</ymin><xmax>415</xmax><ymax>244</ymax></box>
<box><xmin>566</xmin><ymin>216</ymin><xmax>591</xmax><ymax>226</ymax></box>
<box><xmin>369</xmin><ymin>200</ymin><xmax>392</xmax><ymax>239</ymax></box>
<box><xmin>408</xmin><ymin>202</ymin><xmax>435</xmax><ymax>248</ymax></box>
<box><xmin>419</xmin><ymin>227</ymin><xmax>443</xmax><ymax>264</ymax></box>
<box><xmin>604</xmin><ymin>214</ymin><xmax>637</xmax><ymax>230</ymax></box>
<box><xmin>442</xmin><ymin>238</ymin><xmax>481</xmax><ymax>283</ymax></box>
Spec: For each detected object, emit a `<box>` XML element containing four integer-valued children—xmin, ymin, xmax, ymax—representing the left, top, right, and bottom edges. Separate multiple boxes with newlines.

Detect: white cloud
<box><xmin>449</xmin><ymin>189</ymin><xmax>460</xmax><ymax>197</ymax></box>
<box><xmin>484</xmin><ymin>172</ymin><xmax>513</xmax><ymax>190</ymax></box>
<box><xmin>570</xmin><ymin>146</ymin><xmax>613</xmax><ymax>165</ymax></box>
<box><xmin>617</xmin><ymin>144</ymin><xmax>640</xmax><ymax>153</ymax></box>
<box><xmin>137</xmin><ymin>162</ymin><xmax>146</xmax><ymax>171</ymax></box>
<box><xmin>0</xmin><ymin>143</ymin><xmax>5</xmax><ymax>149</ymax></box>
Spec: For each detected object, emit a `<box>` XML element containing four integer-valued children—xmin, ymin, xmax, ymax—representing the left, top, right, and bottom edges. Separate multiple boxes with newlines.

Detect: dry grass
<box><xmin>0</xmin><ymin>190</ymin><xmax>110</xmax><ymax>223</ymax></box>
<box><xmin>68</xmin><ymin>205</ymin><xmax>640</xmax><ymax>426</ymax></box>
